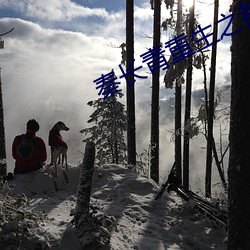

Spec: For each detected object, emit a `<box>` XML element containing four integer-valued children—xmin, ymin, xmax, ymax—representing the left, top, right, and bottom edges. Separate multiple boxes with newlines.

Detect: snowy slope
<box><xmin>2</xmin><ymin>164</ymin><xmax>227</xmax><ymax>250</ymax></box>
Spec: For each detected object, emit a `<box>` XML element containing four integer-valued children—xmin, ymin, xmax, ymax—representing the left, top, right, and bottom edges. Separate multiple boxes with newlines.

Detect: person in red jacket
<box><xmin>12</xmin><ymin>119</ymin><xmax>47</xmax><ymax>174</ymax></box>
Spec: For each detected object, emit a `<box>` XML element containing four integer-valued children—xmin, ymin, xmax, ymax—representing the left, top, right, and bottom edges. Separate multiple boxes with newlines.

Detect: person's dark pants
<box><xmin>14</xmin><ymin>165</ymin><xmax>43</xmax><ymax>175</ymax></box>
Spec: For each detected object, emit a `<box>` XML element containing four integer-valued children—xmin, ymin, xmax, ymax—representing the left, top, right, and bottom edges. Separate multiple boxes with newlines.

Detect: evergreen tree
<box><xmin>126</xmin><ymin>0</ymin><xmax>136</xmax><ymax>166</ymax></box>
<box><xmin>80</xmin><ymin>91</ymin><xmax>127</xmax><ymax>166</ymax></box>
<box><xmin>183</xmin><ymin>0</ymin><xmax>195</xmax><ymax>190</ymax></box>
<box><xmin>163</xmin><ymin>0</ymin><xmax>185</xmax><ymax>183</ymax></box>
<box><xmin>150</xmin><ymin>0</ymin><xmax>161</xmax><ymax>184</ymax></box>
<box><xmin>174</xmin><ymin>0</ymin><xmax>183</xmax><ymax>184</ymax></box>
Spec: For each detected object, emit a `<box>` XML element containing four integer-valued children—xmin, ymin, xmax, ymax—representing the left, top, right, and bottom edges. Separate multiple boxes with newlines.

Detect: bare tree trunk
<box><xmin>114</xmin><ymin>140</ymin><xmax>118</xmax><ymax>164</ymax></box>
<box><xmin>183</xmin><ymin>0</ymin><xmax>195</xmax><ymax>190</ymax></box>
<box><xmin>150</xmin><ymin>0</ymin><xmax>161</xmax><ymax>184</ymax></box>
<box><xmin>228</xmin><ymin>0</ymin><xmax>250</xmax><ymax>248</ymax></box>
<box><xmin>175</xmin><ymin>0</ymin><xmax>183</xmax><ymax>183</ymax></box>
<box><xmin>201</xmin><ymin>52</ymin><xmax>227</xmax><ymax>191</ymax></box>
<box><xmin>126</xmin><ymin>0</ymin><xmax>136</xmax><ymax>166</ymax></box>
<box><xmin>111</xmin><ymin>97</ymin><xmax>119</xmax><ymax>164</ymax></box>
<box><xmin>0</xmin><ymin>69</ymin><xmax>7</xmax><ymax>177</ymax></box>
<box><xmin>74</xmin><ymin>142</ymin><xmax>116</xmax><ymax>248</ymax></box>
<box><xmin>211</xmin><ymin>137</ymin><xmax>227</xmax><ymax>191</ymax></box>
<box><xmin>205</xmin><ymin>0</ymin><xmax>219</xmax><ymax>197</ymax></box>
<box><xmin>175</xmin><ymin>80</ymin><xmax>182</xmax><ymax>183</ymax></box>
<box><xmin>74</xmin><ymin>142</ymin><xmax>95</xmax><ymax>227</ymax></box>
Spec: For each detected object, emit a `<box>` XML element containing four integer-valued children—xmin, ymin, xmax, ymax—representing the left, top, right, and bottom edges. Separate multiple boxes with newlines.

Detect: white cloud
<box><xmin>0</xmin><ymin>0</ymin><xmax>232</xmax><ymax>177</ymax></box>
<box><xmin>134</xmin><ymin>4</ymin><xmax>153</xmax><ymax>21</ymax></box>
<box><xmin>0</xmin><ymin>0</ymin><xmax>110</xmax><ymax>21</ymax></box>
<box><xmin>0</xmin><ymin>17</ymin><xmax>124</xmax><ymax>170</ymax></box>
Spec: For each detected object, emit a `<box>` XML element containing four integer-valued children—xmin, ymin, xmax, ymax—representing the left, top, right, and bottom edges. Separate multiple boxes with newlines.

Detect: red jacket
<box><xmin>48</xmin><ymin>128</ymin><xmax>68</xmax><ymax>149</ymax></box>
<box><xmin>12</xmin><ymin>131</ymin><xmax>47</xmax><ymax>171</ymax></box>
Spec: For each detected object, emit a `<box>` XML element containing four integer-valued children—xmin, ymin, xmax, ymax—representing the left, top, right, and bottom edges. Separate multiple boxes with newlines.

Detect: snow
<box><xmin>2</xmin><ymin>164</ymin><xmax>227</xmax><ymax>250</ymax></box>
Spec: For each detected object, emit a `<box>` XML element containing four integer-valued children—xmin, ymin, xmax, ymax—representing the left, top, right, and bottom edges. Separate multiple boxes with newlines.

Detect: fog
<box><xmin>0</xmin><ymin>0</ymin><xmax>232</xmax><ymax>193</ymax></box>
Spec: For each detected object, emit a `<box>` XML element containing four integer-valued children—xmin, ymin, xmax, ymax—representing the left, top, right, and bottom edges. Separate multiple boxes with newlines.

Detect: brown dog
<box><xmin>48</xmin><ymin>121</ymin><xmax>69</xmax><ymax>176</ymax></box>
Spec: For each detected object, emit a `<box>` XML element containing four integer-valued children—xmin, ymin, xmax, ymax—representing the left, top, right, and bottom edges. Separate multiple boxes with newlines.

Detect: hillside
<box><xmin>0</xmin><ymin>164</ymin><xmax>227</xmax><ymax>250</ymax></box>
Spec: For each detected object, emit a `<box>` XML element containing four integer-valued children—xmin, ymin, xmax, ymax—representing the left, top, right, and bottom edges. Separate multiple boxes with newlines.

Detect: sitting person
<box><xmin>12</xmin><ymin>119</ymin><xmax>47</xmax><ymax>174</ymax></box>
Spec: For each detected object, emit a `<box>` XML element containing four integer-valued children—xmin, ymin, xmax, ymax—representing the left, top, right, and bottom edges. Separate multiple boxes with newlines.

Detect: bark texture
<box><xmin>74</xmin><ymin>142</ymin><xmax>116</xmax><ymax>249</ymax></box>
<box><xmin>150</xmin><ymin>0</ymin><xmax>161</xmax><ymax>184</ymax></box>
<box><xmin>126</xmin><ymin>0</ymin><xmax>136</xmax><ymax>166</ymax></box>
<box><xmin>75</xmin><ymin>142</ymin><xmax>95</xmax><ymax>226</ymax></box>
<box><xmin>228</xmin><ymin>1</ymin><xmax>250</xmax><ymax>249</ymax></box>
<box><xmin>0</xmin><ymin>71</ymin><xmax>7</xmax><ymax>177</ymax></box>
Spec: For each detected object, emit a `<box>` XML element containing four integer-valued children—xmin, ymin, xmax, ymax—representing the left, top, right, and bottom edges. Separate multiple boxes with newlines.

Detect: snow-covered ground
<box><xmin>1</xmin><ymin>164</ymin><xmax>227</xmax><ymax>250</ymax></box>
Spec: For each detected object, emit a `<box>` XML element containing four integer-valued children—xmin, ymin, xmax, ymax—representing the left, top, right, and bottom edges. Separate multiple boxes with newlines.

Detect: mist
<box><xmin>0</xmin><ymin>1</ymin><xmax>232</xmax><ymax>195</ymax></box>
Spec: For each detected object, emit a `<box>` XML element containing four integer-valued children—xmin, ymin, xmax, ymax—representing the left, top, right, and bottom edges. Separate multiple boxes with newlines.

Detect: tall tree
<box><xmin>163</xmin><ymin>0</ymin><xmax>186</xmax><ymax>182</ymax></box>
<box><xmin>175</xmin><ymin>0</ymin><xmax>183</xmax><ymax>183</ymax></box>
<box><xmin>183</xmin><ymin>0</ymin><xmax>195</xmax><ymax>189</ymax></box>
<box><xmin>126</xmin><ymin>0</ymin><xmax>136</xmax><ymax>166</ymax></box>
<box><xmin>228</xmin><ymin>0</ymin><xmax>250</xmax><ymax>248</ymax></box>
<box><xmin>205</xmin><ymin>0</ymin><xmax>219</xmax><ymax>197</ymax></box>
<box><xmin>0</xmin><ymin>28</ymin><xmax>14</xmax><ymax>177</ymax></box>
<box><xmin>0</xmin><ymin>68</ymin><xmax>6</xmax><ymax>177</ymax></box>
<box><xmin>150</xmin><ymin>0</ymin><xmax>161</xmax><ymax>184</ymax></box>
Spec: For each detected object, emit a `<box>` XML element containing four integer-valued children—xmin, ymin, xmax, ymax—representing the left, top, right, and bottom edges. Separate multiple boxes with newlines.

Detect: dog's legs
<box><xmin>52</xmin><ymin>149</ymin><xmax>60</xmax><ymax>177</ymax></box>
<box><xmin>50</xmin><ymin>147</ymin><xmax>54</xmax><ymax>165</ymax></box>
<box><xmin>61</xmin><ymin>152</ymin><xmax>68</xmax><ymax>171</ymax></box>
<box><xmin>54</xmin><ymin>163</ymin><xmax>58</xmax><ymax>177</ymax></box>
<box><xmin>61</xmin><ymin>153</ymin><xmax>65</xmax><ymax>165</ymax></box>
<box><xmin>57</xmin><ymin>154</ymin><xmax>61</xmax><ymax>164</ymax></box>
<box><xmin>64</xmin><ymin>153</ymin><xmax>68</xmax><ymax>171</ymax></box>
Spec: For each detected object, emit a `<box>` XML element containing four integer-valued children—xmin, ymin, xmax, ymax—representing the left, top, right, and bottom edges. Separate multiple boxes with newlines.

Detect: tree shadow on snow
<box><xmin>8</xmin><ymin>165</ymin><xmax>81</xmax><ymax>215</ymax></box>
<box><xmin>91</xmin><ymin>164</ymin><xmax>227</xmax><ymax>250</ymax></box>
<box><xmin>135</xmin><ymin>190</ymin><xmax>227</xmax><ymax>250</ymax></box>
<box><xmin>91</xmin><ymin>164</ymin><xmax>172</xmax><ymax>250</ymax></box>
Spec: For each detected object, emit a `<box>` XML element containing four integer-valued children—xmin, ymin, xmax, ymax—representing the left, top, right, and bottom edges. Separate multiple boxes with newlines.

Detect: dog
<box><xmin>48</xmin><ymin>121</ymin><xmax>69</xmax><ymax>176</ymax></box>
<box><xmin>52</xmin><ymin>146</ymin><xmax>68</xmax><ymax>175</ymax></box>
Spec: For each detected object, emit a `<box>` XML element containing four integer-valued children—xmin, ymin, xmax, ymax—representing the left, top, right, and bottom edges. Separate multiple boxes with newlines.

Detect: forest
<box><xmin>0</xmin><ymin>0</ymin><xmax>250</xmax><ymax>249</ymax></box>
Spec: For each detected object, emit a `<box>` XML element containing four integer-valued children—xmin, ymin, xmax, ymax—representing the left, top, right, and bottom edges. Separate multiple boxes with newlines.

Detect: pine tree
<box><xmin>126</xmin><ymin>0</ymin><xmax>136</xmax><ymax>166</ymax></box>
<box><xmin>174</xmin><ymin>0</ymin><xmax>183</xmax><ymax>184</ymax></box>
<box><xmin>80</xmin><ymin>91</ymin><xmax>127</xmax><ymax>166</ymax></box>
<box><xmin>183</xmin><ymin>0</ymin><xmax>195</xmax><ymax>190</ymax></box>
<box><xmin>150</xmin><ymin>0</ymin><xmax>161</xmax><ymax>184</ymax></box>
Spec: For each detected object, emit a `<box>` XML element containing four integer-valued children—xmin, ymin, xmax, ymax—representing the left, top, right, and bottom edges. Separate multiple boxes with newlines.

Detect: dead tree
<box><xmin>74</xmin><ymin>142</ymin><xmax>115</xmax><ymax>248</ymax></box>
<box><xmin>205</xmin><ymin>0</ymin><xmax>219</xmax><ymax>197</ymax></box>
<box><xmin>74</xmin><ymin>142</ymin><xmax>95</xmax><ymax>226</ymax></box>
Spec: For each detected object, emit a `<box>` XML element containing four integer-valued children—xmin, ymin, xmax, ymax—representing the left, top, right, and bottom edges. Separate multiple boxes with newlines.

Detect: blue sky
<box><xmin>0</xmin><ymin>0</ymin><xmax>145</xmax><ymax>33</ymax></box>
<box><xmin>73</xmin><ymin>0</ymin><xmax>126</xmax><ymax>12</ymax></box>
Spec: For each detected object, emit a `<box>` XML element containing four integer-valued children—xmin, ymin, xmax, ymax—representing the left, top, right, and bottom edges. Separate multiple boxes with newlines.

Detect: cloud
<box><xmin>0</xmin><ymin>17</ymin><xmax>125</xmax><ymax>170</ymax></box>
<box><xmin>134</xmin><ymin>4</ymin><xmax>153</xmax><ymax>21</ymax></box>
<box><xmin>0</xmin><ymin>0</ymin><xmax>110</xmax><ymax>21</ymax></box>
<box><xmin>0</xmin><ymin>1</ymin><xmax>232</xmax><ymax>191</ymax></box>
